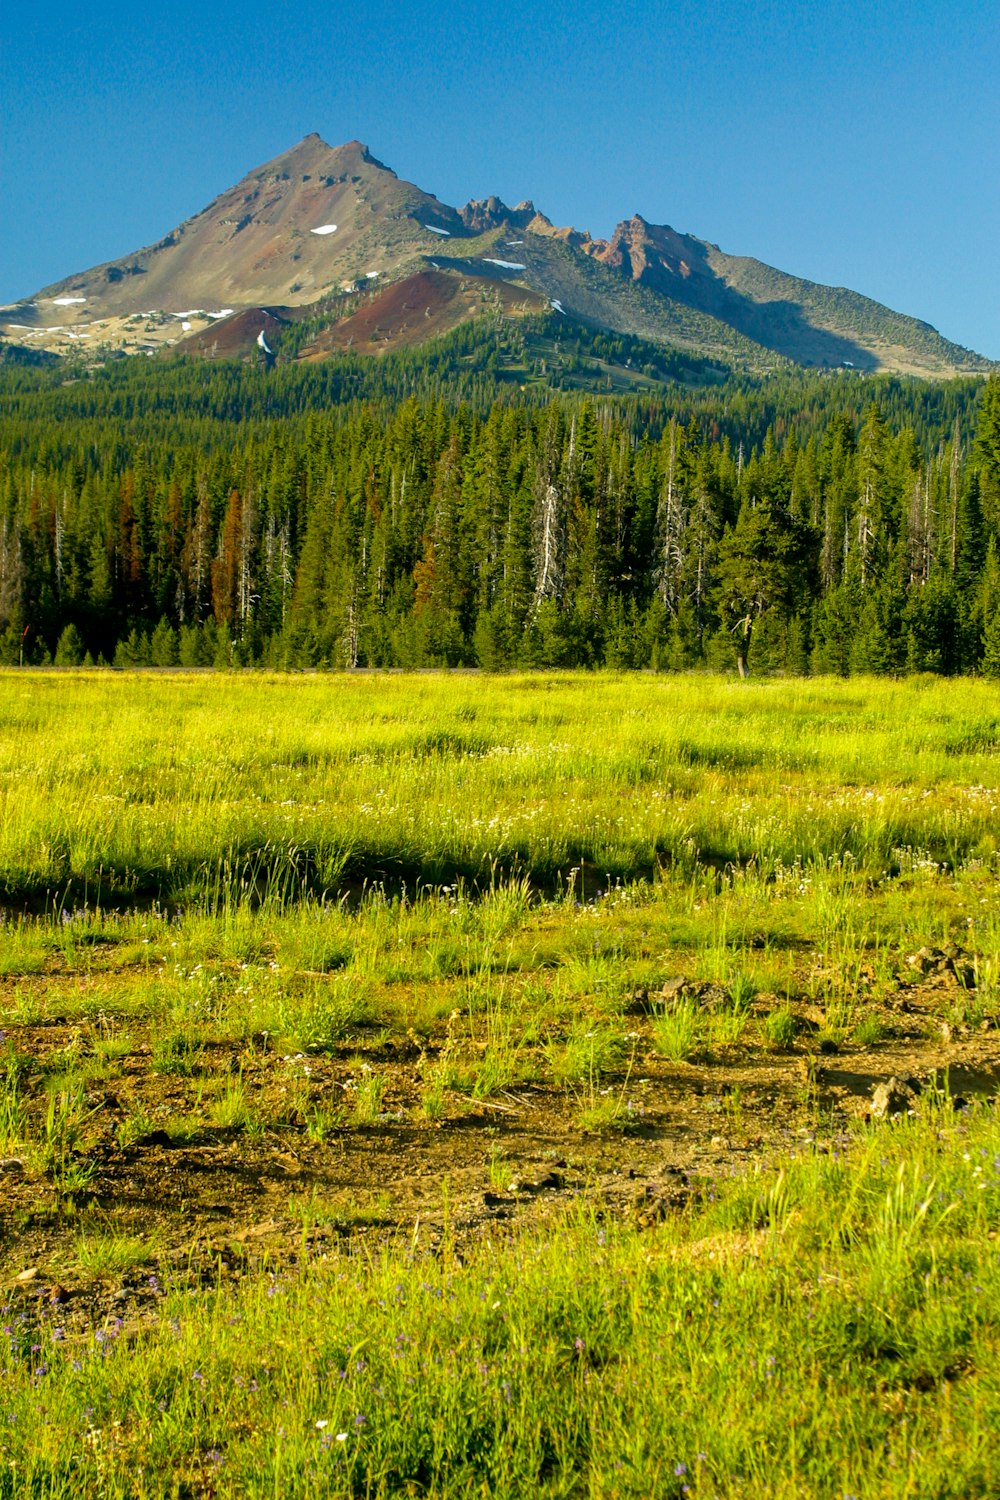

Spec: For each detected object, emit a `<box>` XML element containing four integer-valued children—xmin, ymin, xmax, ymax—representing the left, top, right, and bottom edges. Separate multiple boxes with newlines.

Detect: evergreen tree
<box><xmin>973</xmin><ymin>375</ymin><xmax>1000</xmax><ymax>543</ymax></box>
<box><xmin>0</xmin><ymin>357</ymin><xmax>993</xmax><ymax>675</ymax></box>
<box><xmin>54</xmin><ymin>622</ymin><xmax>84</xmax><ymax>666</ymax></box>
<box><xmin>715</xmin><ymin>495</ymin><xmax>811</xmax><ymax>677</ymax></box>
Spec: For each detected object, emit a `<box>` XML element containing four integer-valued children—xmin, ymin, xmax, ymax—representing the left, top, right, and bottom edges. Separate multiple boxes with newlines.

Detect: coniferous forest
<box><xmin>2</xmin><ymin>322</ymin><xmax>1000</xmax><ymax>675</ymax></box>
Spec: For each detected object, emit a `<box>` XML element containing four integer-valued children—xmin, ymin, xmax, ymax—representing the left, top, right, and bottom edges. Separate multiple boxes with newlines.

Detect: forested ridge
<box><xmin>2</xmin><ymin>339</ymin><xmax>1000</xmax><ymax>675</ymax></box>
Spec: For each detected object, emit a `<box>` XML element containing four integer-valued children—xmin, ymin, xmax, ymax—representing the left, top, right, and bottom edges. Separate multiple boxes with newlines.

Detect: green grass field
<box><xmin>2</xmin><ymin>669</ymin><xmax>999</xmax><ymax>903</ymax></box>
<box><xmin>1</xmin><ymin>670</ymin><xmax>999</xmax><ymax>1496</ymax></box>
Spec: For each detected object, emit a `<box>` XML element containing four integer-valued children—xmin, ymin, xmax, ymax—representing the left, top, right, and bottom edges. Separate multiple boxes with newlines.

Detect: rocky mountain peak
<box><xmin>1</xmin><ymin>135</ymin><xmax>988</xmax><ymax>377</ymax></box>
<box><xmin>459</xmin><ymin>197</ymin><xmax>539</xmax><ymax>232</ymax></box>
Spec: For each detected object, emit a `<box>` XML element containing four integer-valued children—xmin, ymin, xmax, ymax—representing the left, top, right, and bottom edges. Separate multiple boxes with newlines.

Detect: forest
<box><xmin>1</xmin><ymin>321</ymin><xmax>999</xmax><ymax>675</ymax></box>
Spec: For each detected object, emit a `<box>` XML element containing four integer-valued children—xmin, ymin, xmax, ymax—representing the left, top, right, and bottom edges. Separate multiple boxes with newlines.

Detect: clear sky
<box><xmin>2</xmin><ymin>0</ymin><xmax>998</xmax><ymax>358</ymax></box>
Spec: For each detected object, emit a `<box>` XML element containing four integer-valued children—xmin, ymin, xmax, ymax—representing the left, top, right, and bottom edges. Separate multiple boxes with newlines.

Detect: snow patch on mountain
<box><xmin>423</xmin><ymin>225</ymin><xmax>450</xmax><ymax>236</ymax></box>
<box><xmin>484</xmin><ymin>259</ymin><xmax>526</xmax><ymax>271</ymax></box>
<box><xmin>257</xmin><ymin>330</ymin><xmax>272</xmax><ymax>353</ymax></box>
<box><xmin>52</xmin><ymin>297</ymin><xmax>87</xmax><ymax>306</ymax></box>
<box><xmin>311</xmin><ymin>224</ymin><xmax>338</xmax><ymax>235</ymax></box>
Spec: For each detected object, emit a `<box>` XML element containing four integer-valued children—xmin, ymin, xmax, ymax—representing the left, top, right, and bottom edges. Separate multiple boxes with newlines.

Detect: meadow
<box><xmin>1</xmin><ymin>669</ymin><xmax>999</xmax><ymax>1497</ymax></box>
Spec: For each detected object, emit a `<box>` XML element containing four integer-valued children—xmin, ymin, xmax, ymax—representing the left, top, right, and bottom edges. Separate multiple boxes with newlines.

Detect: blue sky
<box><xmin>2</xmin><ymin>0</ymin><xmax>998</xmax><ymax>357</ymax></box>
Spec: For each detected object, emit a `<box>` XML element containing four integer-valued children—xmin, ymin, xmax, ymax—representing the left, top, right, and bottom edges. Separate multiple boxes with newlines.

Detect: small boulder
<box><xmin>870</xmin><ymin>1076</ymin><xmax>916</xmax><ymax>1120</ymax></box>
<box><xmin>660</xmin><ymin>977</ymin><xmax>688</xmax><ymax>1001</ymax></box>
<box><xmin>907</xmin><ymin>946</ymin><xmax>939</xmax><ymax>974</ymax></box>
<box><xmin>529</xmin><ymin>1171</ymin><xmax>564</xmax><ymax>1192</ymax></box>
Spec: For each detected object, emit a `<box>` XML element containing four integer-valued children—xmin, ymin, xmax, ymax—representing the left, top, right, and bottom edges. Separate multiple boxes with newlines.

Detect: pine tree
<box><xmin>715</xmin><ymin>493</ymin><xmax>809</xmax><ymax>677</ymax></box>
<box><xmin>54</xmin><ymin>622</ymin><xmax>84</xmax><ymax>666</ymax></box>
<box><xmin>973</xmin><ymin>376</ymin><xmax>1000</xmax><ymax>543</ymax></box>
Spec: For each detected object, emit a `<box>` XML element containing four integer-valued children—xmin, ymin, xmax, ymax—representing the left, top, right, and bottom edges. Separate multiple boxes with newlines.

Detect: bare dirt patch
<box><xmin>3</xmin><ymin>970</ymin><xmax>994</xmax><ymax>1337</ymax></box>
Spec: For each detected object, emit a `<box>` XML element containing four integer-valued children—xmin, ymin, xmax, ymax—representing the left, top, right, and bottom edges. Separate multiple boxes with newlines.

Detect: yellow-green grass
<box><xmin>2</xmin><ymin>1100</ymin><xmax>1000</xmax><ymax>1497</ymax></box>
<box><xmin>0</xmin><ymin>669</ymin><xmax>998</xmax><ymax>1497</ymax></box>
<box><xmin>0</xmin><ymin>670</ymin><xmax>998</xmax><ymax>911</ymax></box>
<box><xmin>0</xmin><ymin>667</ymin><xmax>997</xmax><ymax>1089</ymax></box>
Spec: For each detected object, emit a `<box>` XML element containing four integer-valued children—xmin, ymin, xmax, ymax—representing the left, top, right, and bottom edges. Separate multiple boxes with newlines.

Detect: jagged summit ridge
<box><xmin>459</xmin><ymin>197</ymin><xmax>538</xmax><ymax>233</ymax></box>
<box><xmin>0</xmin><ymin>136</ymin><xmax>990</xmax><ymax>377</ymax></box>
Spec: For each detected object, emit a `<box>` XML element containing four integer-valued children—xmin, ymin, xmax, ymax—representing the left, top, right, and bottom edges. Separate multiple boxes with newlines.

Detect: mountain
<box><xmin>0</xmin><ymin>134</ymin><xmax>990</xmax><ymax>377</ymax></box>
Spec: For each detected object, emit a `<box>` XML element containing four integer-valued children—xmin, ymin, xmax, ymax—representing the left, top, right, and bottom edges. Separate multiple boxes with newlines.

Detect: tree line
<box><xmin>1</xmin><ymin>354</ymin><xmax>999</xmax><ymax>675</ymax></box>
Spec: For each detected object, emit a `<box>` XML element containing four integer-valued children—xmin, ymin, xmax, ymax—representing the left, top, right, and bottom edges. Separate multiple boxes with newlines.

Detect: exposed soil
<box><xmin>303</xmin><ymin>269</ymin><xmax>546</xmax><ymax>356</ymax></box>
<box><xmin>3</xmin><ymin>958</ymin><xmax>996</xmax><ymax>1341</ymax></box>
<box><xmin>178</xmin><ymin>307</ymin><xmax>289</xmax><ymax>360</ymax></box>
